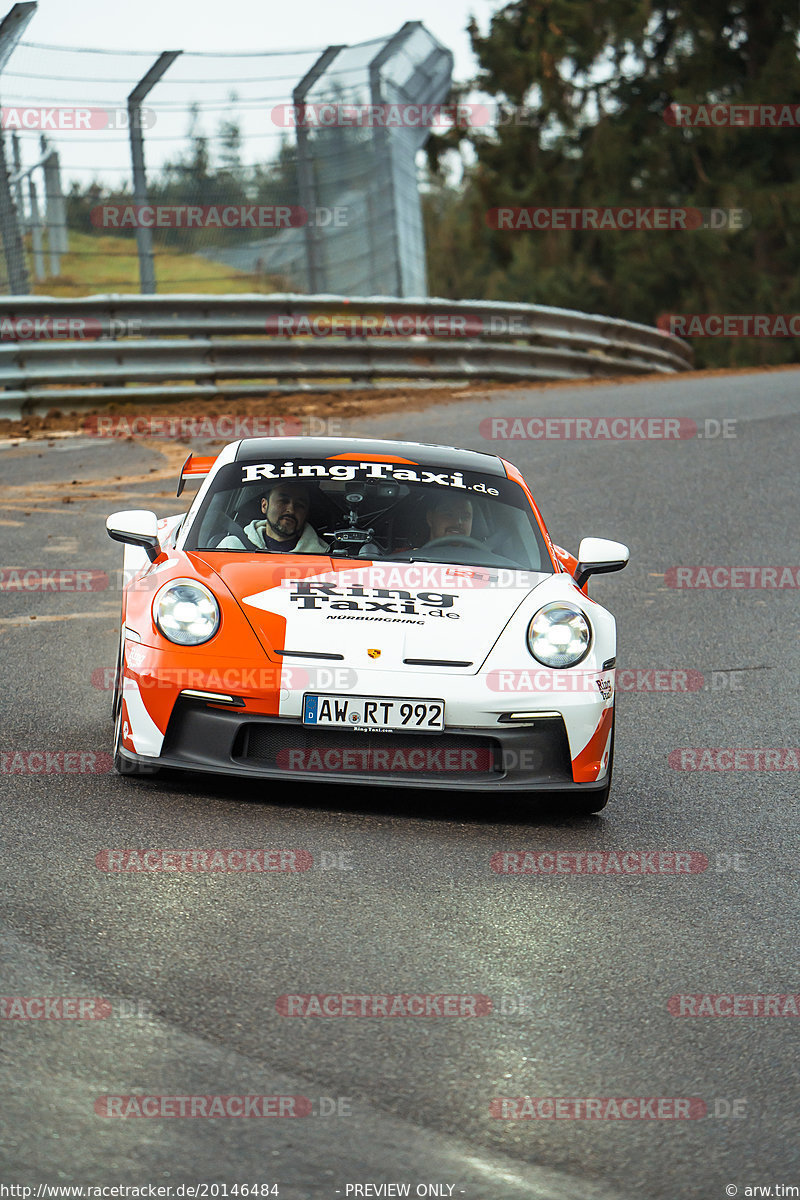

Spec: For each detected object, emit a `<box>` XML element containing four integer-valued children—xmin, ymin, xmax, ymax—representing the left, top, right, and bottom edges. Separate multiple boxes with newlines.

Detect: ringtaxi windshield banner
<box><xmin>239</xmin><ymin>459</ymin><xmax>501</xmax><ymax>495</ymax></box>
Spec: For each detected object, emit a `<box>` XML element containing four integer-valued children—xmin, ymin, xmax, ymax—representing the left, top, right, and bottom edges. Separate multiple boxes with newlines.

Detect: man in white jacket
<box><xmin>217</xmin><ymin>480</ymin><xmax>329</xmax><ymax>554</ymax></box>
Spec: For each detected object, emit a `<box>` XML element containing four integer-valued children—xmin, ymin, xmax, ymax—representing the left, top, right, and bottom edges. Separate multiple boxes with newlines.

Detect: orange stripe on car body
<box><xmin>326</xmin><ymin>453</ymin><xmax>418</xmax><ymax>464</ymax></box>
<box><xmin>571</xmin><ymin>706</ymin><xmax>614</xmax><ymax>782</ymax></box>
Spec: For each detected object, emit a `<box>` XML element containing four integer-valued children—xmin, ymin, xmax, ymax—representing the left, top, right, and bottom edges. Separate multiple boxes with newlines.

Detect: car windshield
<box><xmin>184</xmin><ymin>457</ymin><xmax>554</xmax><ymax>573</ymax></box>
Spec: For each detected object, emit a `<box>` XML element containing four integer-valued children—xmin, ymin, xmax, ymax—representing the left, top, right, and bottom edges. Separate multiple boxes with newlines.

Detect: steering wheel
<box><xmin>417</xmin><ymin>535</ymin><xmax>487</xmax><ymax>552</ymax></box>
<box><xmin>213</xmin><ymin>514</ymin><xmax>252</xmax><ymax>548</ymax></box>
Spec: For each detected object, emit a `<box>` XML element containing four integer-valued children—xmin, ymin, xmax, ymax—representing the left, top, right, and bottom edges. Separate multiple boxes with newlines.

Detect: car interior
<box><xmin>192</xmin><ymin>477</ymin><xmax>547</xmax><ymax>570</ymax></box>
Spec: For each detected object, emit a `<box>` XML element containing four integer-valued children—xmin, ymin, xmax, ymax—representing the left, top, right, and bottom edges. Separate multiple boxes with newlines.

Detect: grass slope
<box><xmin>26</xmin><ymin>230</ymin><xmax>279</xmax><ymax>296</ymax></box>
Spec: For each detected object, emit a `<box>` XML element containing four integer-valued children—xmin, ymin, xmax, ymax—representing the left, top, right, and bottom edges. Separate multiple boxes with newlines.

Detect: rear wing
<box><xmin>177</xmin><ymin>454</ymin><xmax>216</xmax><ymax>498</ymax></box>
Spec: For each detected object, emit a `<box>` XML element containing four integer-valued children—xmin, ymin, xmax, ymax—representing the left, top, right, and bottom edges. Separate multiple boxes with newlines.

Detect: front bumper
<box><xmin>117</xmin><ymin>697</ymin><xmax>610</xmax><ymax>795</ymax></box>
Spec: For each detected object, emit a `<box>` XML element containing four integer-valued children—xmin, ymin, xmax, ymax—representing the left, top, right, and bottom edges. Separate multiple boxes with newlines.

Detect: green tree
<box><xmin>427</xmin><ymin>0</ymin><xmax>800</xmax><ymax>366</ymax></box>
<box><xmin>217</xmin><ymin>92</ymin><xmax>245</xmax><ymax>183</ymax></box>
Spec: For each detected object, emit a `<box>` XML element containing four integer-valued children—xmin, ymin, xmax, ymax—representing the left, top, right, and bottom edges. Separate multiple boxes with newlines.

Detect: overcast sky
<box><xmin>3</xmin><ymin>0</ymin><xmax>501</xmax><ymax>188</ymax></box>
<box><xmin>14</xmin><ymin>0</ymin><xmax>497</xmax><ymax>75</ymax></box>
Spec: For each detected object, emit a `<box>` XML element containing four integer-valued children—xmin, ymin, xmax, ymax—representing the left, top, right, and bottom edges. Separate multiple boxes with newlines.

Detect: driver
<box><xmin>423</xmin><ymin>494</ymin><xmax>474</xmax><ymax>543</ymax></box>
<box><xmin>218</xmin><ymin>480</ymin><xmax>329</xmax><ymax>553</ymax></box>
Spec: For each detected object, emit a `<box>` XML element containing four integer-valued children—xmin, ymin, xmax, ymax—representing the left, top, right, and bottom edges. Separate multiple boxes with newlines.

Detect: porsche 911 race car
<box><xmin>107</xmin><ymin>436</ymin><xmax>628</xmax><ymax>813</ymax></box>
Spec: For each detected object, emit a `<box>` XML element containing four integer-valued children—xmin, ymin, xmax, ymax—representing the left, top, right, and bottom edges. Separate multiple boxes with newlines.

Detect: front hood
<box><xmin>197</xmin><ymin>556</ymin><xmax>551</xmax><ymax>672</ymax></box>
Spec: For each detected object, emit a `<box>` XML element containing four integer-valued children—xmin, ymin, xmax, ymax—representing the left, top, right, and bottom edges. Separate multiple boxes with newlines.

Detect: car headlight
<box><xmin>527</xmin><ymin>602</ymin><xmax>591</xmax><ymax>668</ymax></box>
<box><xmin>153</xmin><ymin>578</ymin><xmax>220</xmax><ymax>646</ymax></box>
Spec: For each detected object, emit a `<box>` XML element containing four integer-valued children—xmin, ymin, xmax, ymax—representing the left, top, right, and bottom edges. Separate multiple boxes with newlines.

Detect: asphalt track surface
<box><xmin>1</xmin><ymin>368</ymin><xmax>798</xmax><ymax>1198</ymax></box>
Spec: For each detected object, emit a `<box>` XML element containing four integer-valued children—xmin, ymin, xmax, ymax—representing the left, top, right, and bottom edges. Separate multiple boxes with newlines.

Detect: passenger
<box><xmin>421</xmin><ymin>494</ymin><xmax>474</xmax><ymax>543</ymax></box>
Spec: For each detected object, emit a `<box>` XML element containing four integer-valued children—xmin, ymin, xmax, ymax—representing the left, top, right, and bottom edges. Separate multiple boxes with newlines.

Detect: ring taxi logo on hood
<box><xmin>241</xmin><ymin>460</ymin><xmax>499</xmax><ymax>494</ymax></box>
<box><xmin>287</xmin><ymin>581</ymin><xmax>460</xmax><ymax>618</ymax></box>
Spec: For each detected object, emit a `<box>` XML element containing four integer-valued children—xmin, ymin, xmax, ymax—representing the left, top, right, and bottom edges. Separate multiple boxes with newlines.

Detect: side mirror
<box><xmin>106</xmin><ymin>510</ymin><xmax>161</xmax><ymax>563</ymax></box>
<box><xmin>575</xmin><ymin>537</ymin><xmax>629</xmax><ymax>589</ymax></box>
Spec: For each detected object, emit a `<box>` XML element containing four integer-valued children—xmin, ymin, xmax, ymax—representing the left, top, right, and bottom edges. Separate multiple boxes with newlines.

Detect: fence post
<box><xmin>41</xmin><ymin>142</ymin><xmax>67</xmax><ymax>253</ymax></box>
<box><xmin>127</xmin><ymin>50</ymin><xmax>181</xmax><ymax>294</ymax></box>
<box><xmin>41</xmin><ymin>142</ymin><xmax>67</xmax><ymax>273</ymax></box>
<box><xmin>10</xmin><ymin>129</ymin><xmax>24</xmax><ymax>227</ymax></box>
<box><xmin>27</xmin><ymin>175</ymin><xmax>43</xmax><ymax>278</ymax></box>
<box><xmin>0</xmin><ymin>3</ymin><xmax>37</xmax><ymax>294</ymax></box>
<box><xmin>293</xmin><ymin>45</ymin><xmax>344</xmax><ymax>293</ymax></box>
<box><xmin>0</xmin><ymin>129</ymin><xmax>28</xmax><ymax>291</ymax></box>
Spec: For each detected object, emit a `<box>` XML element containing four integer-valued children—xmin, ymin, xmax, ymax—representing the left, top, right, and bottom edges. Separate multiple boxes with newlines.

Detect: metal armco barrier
<box><xmin>0</xmin><ymin>294</ymin><xmax>693</xmax><ymax>418</ymax></box>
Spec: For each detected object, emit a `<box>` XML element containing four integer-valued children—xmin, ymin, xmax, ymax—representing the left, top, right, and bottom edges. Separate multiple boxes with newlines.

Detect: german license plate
<box><xmin>302</xmin><ymin>694</ymin><xmax>445</xmax><ymax>733</ymax></box>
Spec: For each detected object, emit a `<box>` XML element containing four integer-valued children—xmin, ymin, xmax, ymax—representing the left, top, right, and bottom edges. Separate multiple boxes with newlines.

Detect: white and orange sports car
<box><xmin>107</xmin><ymin>437</ymin><xmax>628</xmax><ymax>813</ymax></box>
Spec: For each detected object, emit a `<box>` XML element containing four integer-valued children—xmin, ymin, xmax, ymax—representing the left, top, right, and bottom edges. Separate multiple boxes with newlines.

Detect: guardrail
<box><xmin>0</xmin><ymin>294</ymin><xmax>692</xmax><ymax>418</ymax></box>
